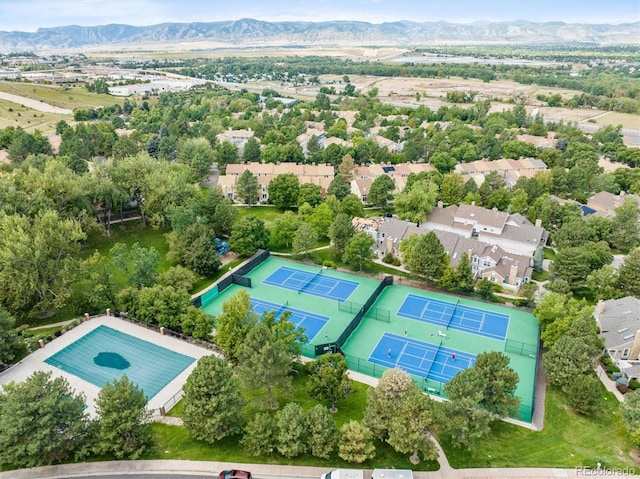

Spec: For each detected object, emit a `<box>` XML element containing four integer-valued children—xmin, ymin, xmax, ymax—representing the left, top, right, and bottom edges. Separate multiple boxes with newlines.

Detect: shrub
<box><xmin>322</xmin><ymin>260</ymin><xmax>336</xmax><ymax>269</ymax></box>
<box><xmin>382</xmin><ymin>252</ymin><xmax>395</xmax><ymax>264</ymax></box>
<box><xmin>629</xmin><ymin>379</ymin><xmax>640</xmax><ymax>390</ymax></box>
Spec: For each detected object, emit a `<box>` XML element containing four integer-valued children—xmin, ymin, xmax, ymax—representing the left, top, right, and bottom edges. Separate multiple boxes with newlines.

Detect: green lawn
<box><xmin>543</xmin><ymin>247</ymin><xmax>557</xmax><ymax>260</ymax></box>
<box><xmin>190</xmin><ymin>258</ymin><xmax>245</xmax><ymax>295</ymax></box>
<box><xmin>235</xmin><ymin>205</ymin><xmax>287</xmax><ymax>227</ymax></box>
<box><xmin>440</xmin><ymin>387</ymin><xmax>636</xmax><ymax>469</ymax></box>
<box><xmin>82</xmin><ymin>221</ymin><xmax>173</xmax><ymax>272</ymax></box>
<box><xmin>145</xmin><ymin>371</ymin><xmax>439</xmax><ymax>471</ymax></box>
<box><xmin>531</xmin><ymin>270</ymin><xmax>550</xmax><ymax>282</ymax></box>
<box><xmin>0</xmin><ymin>81</ymin><xmax>117</xmax><ymax>110</ymax></box>
<box><xmin>154</xmin><ymin>375</ymin><xmax>637</xmax><ymax>470</ymax></box>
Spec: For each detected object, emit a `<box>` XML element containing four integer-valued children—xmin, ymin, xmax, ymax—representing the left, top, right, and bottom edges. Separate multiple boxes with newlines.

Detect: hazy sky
<box><xmin>1</xmin><ymin>0</ymin><xmax>638</xmax><ymax>32</ymax></box>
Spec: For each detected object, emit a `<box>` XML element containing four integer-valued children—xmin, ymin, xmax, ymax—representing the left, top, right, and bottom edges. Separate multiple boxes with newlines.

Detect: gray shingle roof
<box><xmin>597</xmin><ymin>297</ymin><xmax>640</xmax><ymax>350</ymax></box>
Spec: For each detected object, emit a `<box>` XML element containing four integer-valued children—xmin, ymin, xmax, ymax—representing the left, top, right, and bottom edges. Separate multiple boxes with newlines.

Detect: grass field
<box><xmin>152</xmin><ymin>368</ymin><xmax>636</xmax><ymax>470</ymax></box>
<box><xmin>0</xmin><ymin>98</ymin><xmax>68</xmax><ymax>135</ymax></box>
<box><xmin>440</xmin><ymin>386</ymin><xmax>636</xmax><ymax>469</ymax></box>
<box><xmin>144</xmin><ymin>373</ymin><xmax>439</xmax><ymax>471</ymax></box>
<box><xmin>0</xmin><ymin>82</ymin><xmax>117</xmax><ymax>110</ymax></box>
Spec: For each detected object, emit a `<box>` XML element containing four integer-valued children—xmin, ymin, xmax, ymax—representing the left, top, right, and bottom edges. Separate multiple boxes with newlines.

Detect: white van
<box><xmin>371</xmin><ymin>470</ymin><xmax>413</xmax><ymax>479</ymax></box>
<box><xmin>320</xmin><ymin>469</ymin><xmax>364</xmax><ymax>479</ymax></box>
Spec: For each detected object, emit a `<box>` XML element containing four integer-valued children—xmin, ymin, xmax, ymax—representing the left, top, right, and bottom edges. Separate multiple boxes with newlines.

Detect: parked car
<box><xmin>219</xmin><ymin>470</ymin><xmax>252</xmax><ymax>479</ymax></box>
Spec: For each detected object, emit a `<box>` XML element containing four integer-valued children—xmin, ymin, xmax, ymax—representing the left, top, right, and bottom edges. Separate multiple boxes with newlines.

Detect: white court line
<box><xmin>418</xmin><ymin>299</ymin><xmax>431</xmax><ymax>319</ymax></box>
<box><xmin>396</xmin><ymin>340</ymin><xmax>409</xmax><ymax>366</ymax></box>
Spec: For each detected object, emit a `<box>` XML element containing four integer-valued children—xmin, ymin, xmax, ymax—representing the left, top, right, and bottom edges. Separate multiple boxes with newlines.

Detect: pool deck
<box><xmin>0</xmin><ymin>316</ymin><xmax>215</xmax><ymax>417</ymax></box>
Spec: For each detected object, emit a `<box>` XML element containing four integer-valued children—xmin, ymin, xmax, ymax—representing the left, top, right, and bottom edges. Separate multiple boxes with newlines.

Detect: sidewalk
<box><xmin>0</xmin><ymin>459</ymin><xmax>595</xmax><ymax>479</ymax></box>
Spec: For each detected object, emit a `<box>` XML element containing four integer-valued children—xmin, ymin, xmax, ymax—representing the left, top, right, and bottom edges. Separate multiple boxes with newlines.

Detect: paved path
<box><xmin>0</xmin><ymin>91</ymin><xmax>72</xmax><ymax>114</ymax></box>
<box><xmin>0</xmin><ymin>459</ymin><xmax>596</xmax><ymax>479</ymax></box>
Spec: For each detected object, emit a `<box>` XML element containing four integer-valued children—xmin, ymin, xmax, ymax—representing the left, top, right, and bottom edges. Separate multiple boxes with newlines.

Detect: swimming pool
<box><xmin>45</xmin><ymin>325</ymin><xmax>195</xmax><ymax>400</ymax></box>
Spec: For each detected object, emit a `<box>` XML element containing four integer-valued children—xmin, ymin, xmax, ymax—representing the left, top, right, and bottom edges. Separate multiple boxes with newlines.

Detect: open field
<box><xmin>0</xmin><ymin>98</ymin><xmax>68</xmax><ymax>135</ymax></box>
<box><xmin>86</xmin><ymin>45</ymin><xmax>408</xmax><ymax>60</ymax></box>
<box><xmin>0</xmin><ymin>82</ymin><xmax>116</xmax><ymax>110</ymax></box>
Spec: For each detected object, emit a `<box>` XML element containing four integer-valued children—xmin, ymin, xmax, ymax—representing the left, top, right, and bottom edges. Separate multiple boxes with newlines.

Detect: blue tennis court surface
<box><xmin>397</xmin><ymin>294</ymin><xmax>509</xmax><ymax>341</ymax></box>
<box><xmin>263</xmin><ymin>266</ymin><xmax>359</xmax><ymax>301</ymax></box>
<box><xmin>369</xmin><ymin>333</ymin><xmax>475</xmax><ymax>384</ymax></box>
<box><xmin>250</xmin><ymin>297</ymin><xmax>328</xmax><ymax>342</ymax></box>
<box><xmin>45</xmin><ymin>325</ymin><xmax>195</xmax><ymax>399</ymax></box>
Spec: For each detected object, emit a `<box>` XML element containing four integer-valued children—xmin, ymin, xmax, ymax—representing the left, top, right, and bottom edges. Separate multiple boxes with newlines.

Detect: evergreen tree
<box><xmin>306</xmin><ymin>405</ymin><xmax>339</xmax><ymax>459</ymax></box>
<box><xmin>95</xmin><ymin>375</ymin><xmax>152</xmax><ymax>459</ymax></box>
<box><xmin>182</xmin><ymin>355</ymin><xmax>246</xmax><ymax>443</ymax></box>
<box><xmin>338</xmin><ymin>420</ymin><xmax>376</xmax><ymax>463</ymax></box>
<box><xmin>275</xmin><ymin>403</ymin><xmax>307</xmax><ymax>457</ymax></box>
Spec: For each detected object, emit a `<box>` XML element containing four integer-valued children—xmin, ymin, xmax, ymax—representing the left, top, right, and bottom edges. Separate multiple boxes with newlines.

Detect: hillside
<box><xmin>1</xmin><ymin>18</ymin><xmax>638</xmax><ymax>51</ymax></box>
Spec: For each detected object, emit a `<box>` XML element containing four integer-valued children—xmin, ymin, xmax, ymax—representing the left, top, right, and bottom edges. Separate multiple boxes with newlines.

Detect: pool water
<box><xmin>45</xmin><ymin>325</ymin><xmax>195</xmax><ymax>399</ymax></box>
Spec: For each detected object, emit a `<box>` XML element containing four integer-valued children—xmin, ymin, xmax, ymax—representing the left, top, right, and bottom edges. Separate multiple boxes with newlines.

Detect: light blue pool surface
<box><xmin>45</xmin><ymin>325</ymin><xmax>195</xmax><ymax>399</ymax></box>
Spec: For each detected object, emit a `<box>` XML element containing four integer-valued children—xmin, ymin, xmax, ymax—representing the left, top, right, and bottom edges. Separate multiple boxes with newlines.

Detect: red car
<box><xmin>219</xmin><ymin>470</ymin><xmax>252</xmax><ymax>479</ymax></box>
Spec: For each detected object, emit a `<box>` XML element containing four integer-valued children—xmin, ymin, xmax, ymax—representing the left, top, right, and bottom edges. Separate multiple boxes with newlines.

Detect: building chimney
<box><xmin>595</xmin><ymin>300</ymin><xmax>605</xmax><ymax>316</ymax></box>
<box><xmin>535</xmin><ymin>218</ymin><xmax>542</xmax><ymax>228</ymax></box>
<box><xmin>437</xmin><ymin>201</ymin><xmax>443</xmax><ymax>208</ymax></box>
<box><xmin>630</xmin><ymin>330</ymin><xmax>640</xmax><ymax>362</ymax></box>
<box><xmin>509</xmin><ymin>264</ymin><xmax>518</xmax><ymax>286</ymax></box>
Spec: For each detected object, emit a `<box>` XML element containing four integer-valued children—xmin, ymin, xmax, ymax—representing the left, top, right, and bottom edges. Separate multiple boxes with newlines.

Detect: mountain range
<box><xmin>1</xmin><ymin>18</ymin><xmax>638</xmax><ymax>51</ymax></box>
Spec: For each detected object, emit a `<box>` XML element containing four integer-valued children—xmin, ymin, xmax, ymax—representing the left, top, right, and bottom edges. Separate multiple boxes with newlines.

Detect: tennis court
<box><xmin>250</xmin><ymin>297</ymin><xmax>328</xmax><ymax>342</ymax></box>
<box><xmin>397</xmin><ymin>294</ymin><xmax>510</xmax><ymax>341</ymax></box>
<box><xmin>369</xmin><ymin>332</ymin><xmax>475</xmax><ymax>384</ymax></box>
<box><xmin>263</xmin><ymin>266</ymin><xmax>359</xmax><ymax>301</ymax></box>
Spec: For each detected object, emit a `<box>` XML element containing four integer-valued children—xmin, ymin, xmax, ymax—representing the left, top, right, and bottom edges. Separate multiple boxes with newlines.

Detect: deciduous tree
<box><xmin>618</xmin><ymin>248</ymin><xmax>640</xmax><ymax>298</ymax></box>
<box><xmin>387</xmin><ymin>386</ymin><xmax>437</xmax><ymax>464</ymax></box>
<box><xmin>0</xmin><ymin>210</ymin><xmax>85</xmax><ymax>317</ymax></box>
<box><xmin>327</xmin><ymin>173</ymin><xmax>352</xmax><ymax>200</ymax></box>
<box><xmin>394</xmin><ymin>180</ymin><xmax>438</xmax><ymax>223</ymax></box>
<box><xmin>271</xmin><ymin>211</ymin><xmax>299</xmax><ymax>248</ymax></box>
<box><xmin>343</xmin><ymin>232</ymin><xmax>376</xmax><ymax>271</ymax></box>
<box><xmin>309</xmin><ymin>353</ymin><xmax>351</xmax><ymax>412</ymax></box>
<box><xmin>364</xmin><ymin>368</ymin><xmax>414</xmax><ymax>440</ymax></box>
<box><xmin>297</xmin><ymin>183</ymin><xmax>323</xmax><ymax>208</ymax></box>
<box><xmin>292</xmin><ymin>222</ymin><xmax>318</xmax><ymax>258</ymax></box>
<box><xmin>229</xmin><ymin>215</ymin><xmax>269</xmax><ymax>257</ymax></box>
<box><xmin>367</xmin><ymin>174</ymin><xmax>395</xmax><ymax>208</ymax></box>
<box><xmin>400</xmin><ymin>232</ymin><xmax>449</xmax><ymax>284</ymax></box>
<box><xmin>328</xmin><ymin>213</ymin><xmax>355</xmax><ymax>260</ymax></box>
<box><xmin>268</xmin><ymin>173</ymin><xmax>300</xmax><ymax>209</ymax></box>
<box><xmin>215</xmin><ymin>290</ymin><xmax>258</xmax><ymax>361</ymax></box>
<box><xmin>621</xmin><ymin>390</ymin><xmax>640</xmax><ymax>446</ymax></box>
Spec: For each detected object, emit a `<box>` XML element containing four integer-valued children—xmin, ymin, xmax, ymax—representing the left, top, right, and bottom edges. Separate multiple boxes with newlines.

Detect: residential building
<box><xmin>353</xmin><ymin>216</ymin><xmax>534</xmax><ymax>290</ymax></box>
<box><xmin>217</xmin><ymin>162</ymin><xmax>334</xmax><ymax>203</ymax></box>
<box><xmin>215</xmin><ymin>128</ymin><xmax>256</xmax><ymax>156</ymax></box>
<box><xmin>349</xmin><ymin>162</ymin><xmax>436</xmax><ymax>202</ymax></box>
<box><xmin>596</xmin><ymin>297</ymin><xmax>640</xmax><ymax>381</ymax></box>
<box><xmin>454</xmin><ymin>158</ymin><xmax>547</xmax><ymax>187</ymax></box>
<box><xmin>424</xmin><ymin>203</ymin><xmax>548</xmax><ymax>257</ymax></box>
<box><xmin>586</xmin><ymin>191</ymin><xmax>640</xmax><ymax>219</ymax></box>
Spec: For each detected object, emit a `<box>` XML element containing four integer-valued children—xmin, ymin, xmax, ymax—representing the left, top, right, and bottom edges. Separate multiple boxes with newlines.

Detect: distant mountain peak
<box><xmin>1</xmin><ymin>18</ymin><xmax>637</xmax><ymax>51</ymax></box>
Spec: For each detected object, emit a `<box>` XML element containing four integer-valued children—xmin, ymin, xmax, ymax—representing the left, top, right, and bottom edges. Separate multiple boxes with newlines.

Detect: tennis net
<box><xmin>445</xmin><ymin>299</ymin><xmax>459</xmax><ymax>330</ymax></box>
<box><xmin>275</xmin><ymin>301</ymin><xmax>289</xmax><ymax>318</ymax></box>
<box><xmin>298</xmin><ymin>270</ymin><xmax>322</xmax><ymax>293</ymax></box>
<box><xmin>425</xmin><ymin>341</ymin><xmax>442</xmax><ymax>380</ymax></box>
